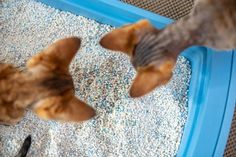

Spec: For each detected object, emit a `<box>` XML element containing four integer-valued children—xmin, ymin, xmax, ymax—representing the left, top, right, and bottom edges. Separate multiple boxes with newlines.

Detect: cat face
<box><xmin>100</xmin><ymin>20</ymin><xmax>175</xmax><ymax>98</ymax></box>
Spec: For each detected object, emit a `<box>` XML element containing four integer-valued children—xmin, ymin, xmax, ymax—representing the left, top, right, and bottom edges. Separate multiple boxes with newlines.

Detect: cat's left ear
<box><xmin>27</xmin><ymin>37</ymin><xmax>81</xmax><ymax>71</ymax></box>
<box><xmin>130</xmin><ymin>59</ymin><xmax>175</xmax><ymax>98</ymax></box>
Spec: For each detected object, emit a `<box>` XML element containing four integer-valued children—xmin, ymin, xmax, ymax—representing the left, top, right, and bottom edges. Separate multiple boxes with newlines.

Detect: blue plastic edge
<box><xmin>37</xmin><ymin>0</ymin><xmax>236</xmax><ymax>156</ymax></box>
<box><xmin>37</xmin><ymin>0</ymin><xmax>173</xmax><ymax>28</ymax></box>
<box><xmin>180</xmin><ymin>48</ymin><xmax>235</xmax><ymax>157</ymax></box>
<box><xmin>214</xmin><ymin>51</ymin><xmax>236</xmax><ymax>156</ymax></box>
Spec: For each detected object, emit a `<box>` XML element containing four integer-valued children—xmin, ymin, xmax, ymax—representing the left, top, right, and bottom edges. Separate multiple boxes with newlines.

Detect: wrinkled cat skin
<box><xmin>100</xmin><ymin>0</ymin><xmax>236</xmax><ymax>97</ymax></box>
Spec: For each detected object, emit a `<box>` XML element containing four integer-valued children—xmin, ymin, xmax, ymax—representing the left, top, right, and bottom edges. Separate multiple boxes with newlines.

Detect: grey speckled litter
<box><xmin>0</xmin><ymin>0</ymin><xmax>191</xmax><ymax>156</ymax></box>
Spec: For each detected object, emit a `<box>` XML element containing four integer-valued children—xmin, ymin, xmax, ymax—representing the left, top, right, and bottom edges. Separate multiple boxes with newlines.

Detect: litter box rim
<box><xmin>37</xmin><ymin>0</ymin><xmax>236</xmax><ymax>157</ymax></box>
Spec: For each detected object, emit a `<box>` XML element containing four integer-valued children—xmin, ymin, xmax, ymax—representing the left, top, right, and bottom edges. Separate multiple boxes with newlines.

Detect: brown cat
<box><xmin>100</xmin><ymin>0</ymin><xmax>236</xmax><ymax>97</ymax></box>
<box><xmin>0</xmin><ymin>37</ymin><xmax>95</xmax><ymax>125</ymax></box>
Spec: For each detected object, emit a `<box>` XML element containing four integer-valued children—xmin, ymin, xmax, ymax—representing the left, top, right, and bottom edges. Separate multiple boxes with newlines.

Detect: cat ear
<box><xmin>27</xmin><ymin>37</ymin><xmax>81</xmax><ymax>71</ymax></box>
<box><xmin>130</xmin><ymin>60</ymin><xmax>175</xmax><ymax>98</ymax></box>
<box><xmin>100</xmin><ymin>19</ymin><xmax>156</xmax><ymax>57</ymax></box>
<box><xmin>33</xmin><ymin>94</ymin><xmax>96</xmax><ymax>122</ymax></box>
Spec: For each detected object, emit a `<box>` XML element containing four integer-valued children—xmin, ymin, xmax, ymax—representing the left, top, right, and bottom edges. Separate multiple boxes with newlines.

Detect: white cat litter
<box><xmin>0</xmin><ymin>0</ymin><xmax>191</xmax><ymax>156</ymax></box>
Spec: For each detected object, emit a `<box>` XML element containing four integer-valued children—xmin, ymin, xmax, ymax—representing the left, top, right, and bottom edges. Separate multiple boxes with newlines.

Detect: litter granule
<box><xmin>0</xmin><ymin>0</ymin><xmax>191</xmax><ymax>156</ymax></box>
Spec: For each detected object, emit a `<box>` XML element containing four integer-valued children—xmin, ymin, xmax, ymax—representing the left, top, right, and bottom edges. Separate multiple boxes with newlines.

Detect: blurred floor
<box><xmin>122</xmin><ymin>0</ymin><xmax>194</xmax><ymax>20</ymax></box>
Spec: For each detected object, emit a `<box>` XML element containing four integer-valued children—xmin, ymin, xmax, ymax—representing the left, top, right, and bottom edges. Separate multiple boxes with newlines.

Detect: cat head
<box><xmin>27</xmin><ymin>37</ymin><xmax>96</xmax><ymax>122</ymax></box>
<box><xmin>100</xmin><ymin>20</ymin><xmax>175</xmax><ymax>98</ymax></box>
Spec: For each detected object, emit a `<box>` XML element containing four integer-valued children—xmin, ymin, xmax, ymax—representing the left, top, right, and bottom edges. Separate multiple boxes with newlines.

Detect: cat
<box><xmin>0</xmin><ymin>37</ymin><xmax>95</xmax><ymax>125</ymax></box>
<box><xmin>100</xmin><ymin>0</ymin><xmax>236</xmax><ymax>97</ymax></box>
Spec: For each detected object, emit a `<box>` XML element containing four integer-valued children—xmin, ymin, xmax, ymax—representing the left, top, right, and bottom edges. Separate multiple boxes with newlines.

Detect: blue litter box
<box><xmin>38</xmin><ymin>0</ymin><xmax>236</xmax><ymax>156</ymax></box>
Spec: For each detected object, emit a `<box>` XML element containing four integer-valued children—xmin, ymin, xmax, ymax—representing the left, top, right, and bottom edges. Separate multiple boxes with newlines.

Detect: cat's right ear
<box><xmin>33</xmin><ymin>93</ymin><xmax>96</xmax><ymax>122</ymax></box>
<box><xmin>27</xmin><ymin>37</ymin><xmax>81</xmax><ymax>71</ymax></box>
<box><xmin>100</xmin><ymin>19</ymin><xmax>156</xmax><ymax>57</ymax></box>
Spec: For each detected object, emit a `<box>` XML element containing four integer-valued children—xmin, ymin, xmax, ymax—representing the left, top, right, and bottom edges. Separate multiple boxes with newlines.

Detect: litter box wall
<box><xmin>38</xmin><ymin>0</ymin><xmax>236</xmax><ymax>157</ymax></box>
